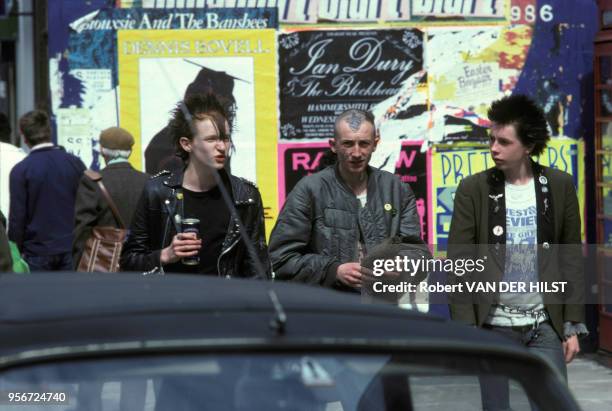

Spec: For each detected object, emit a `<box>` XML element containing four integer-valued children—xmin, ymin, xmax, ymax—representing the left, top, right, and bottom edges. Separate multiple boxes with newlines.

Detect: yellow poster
<box><xmin>431</xmin><ymin>139</ymin><xmax>586</xmax><ymax>245</ymax></box>
<box><xmin>117</xmin><ymin>29</ymin><xmax>278</xmax><ymax>237</ymax></box>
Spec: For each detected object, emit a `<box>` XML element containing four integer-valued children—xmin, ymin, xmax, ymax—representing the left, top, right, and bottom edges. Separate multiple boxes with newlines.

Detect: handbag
<box><xmin>77</xmin><ymin>170</ymin><xmax>128</xmax><ymax>272</ymax></box>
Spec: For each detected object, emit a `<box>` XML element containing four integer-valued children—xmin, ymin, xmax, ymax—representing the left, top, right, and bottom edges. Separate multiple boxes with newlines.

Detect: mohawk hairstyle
<box><xmin>487</xmin><ymin>94</ymin><xmax>550</xmax><ymax>156</ymax></box>
<box><xmin>169</xmin><ymin>93</ymin><xmax>231</xmax><ymax>162</ymax></box>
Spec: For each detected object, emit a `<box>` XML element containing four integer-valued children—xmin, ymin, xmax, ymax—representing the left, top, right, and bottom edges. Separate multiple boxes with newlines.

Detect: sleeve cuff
<box><xmin>563</xmin><ymin>321</ymin><xmax>589</xmax><ymax>340</ymax></box>
<box><xmin>141</xmin><ymin>249</ymin><xmax>163</xmax><ymax>275</ymax></box>
<box><xmin>154</xmin><ymin>249</ymin><xmax>163</xmax><ymax>266</ymax></box>
<box><xmin>323</xmin><ymin>262</ymin><xmax>341</xmax><ymax>287</ymax></box>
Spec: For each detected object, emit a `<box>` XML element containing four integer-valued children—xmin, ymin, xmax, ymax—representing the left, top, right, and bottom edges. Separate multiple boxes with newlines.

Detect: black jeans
<box><xmin>479</xmin><ymin>321</ymin><xmax>566</xmax><ymax>411</ymax></box>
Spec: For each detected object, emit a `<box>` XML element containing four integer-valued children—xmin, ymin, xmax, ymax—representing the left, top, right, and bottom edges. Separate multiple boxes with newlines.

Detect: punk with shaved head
<box><xmin>269</xmin><ymin>109</ymin><xmax>421</xmax><ymax>292</ymax></box>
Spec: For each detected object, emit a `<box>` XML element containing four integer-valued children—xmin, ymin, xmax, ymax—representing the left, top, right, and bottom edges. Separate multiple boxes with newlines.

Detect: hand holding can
<box><xmin>181</xmin><ymin>218</ymin><xmax>201</xmax><ymax>266</ymax></box>
<box><xmin>160</xmin><ymin>219</ymin><xmax>202</xmax><ymax>265</ymax></box>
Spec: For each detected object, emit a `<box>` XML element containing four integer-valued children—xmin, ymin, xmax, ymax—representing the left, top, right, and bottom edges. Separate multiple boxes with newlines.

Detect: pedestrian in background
<box><xmin>72</xmin><ymin>126</ymin><xmax>148</xmax><ymax>411</ymax></box>
<box><xmin>8</xmin><ymin>110</ymin><xmax>85</xmax><ymax>271</ymax></box>
<box><xmin>73</xmin><ymin>127</ymin><xmax>149</xmax><ymax>267</ymax></box>
<box><xmin>0</xmin><ymin>112</ymin><xmax>26</xmax><ymax>221</ymax></box>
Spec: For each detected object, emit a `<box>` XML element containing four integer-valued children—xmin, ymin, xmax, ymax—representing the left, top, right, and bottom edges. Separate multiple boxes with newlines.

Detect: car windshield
<box><xmin>0</xmin><ymin>352</ymin><xmax>561</xmax><ymax>411</ymax></box>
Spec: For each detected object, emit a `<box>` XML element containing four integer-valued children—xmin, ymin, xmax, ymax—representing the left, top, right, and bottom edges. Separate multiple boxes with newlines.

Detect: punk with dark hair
<box><xmin>487</xmin><ymin>94</ymin><xmax>550</xmax><ymax>156</ymax></box>
<box><xmin>168</xmin><ymin>93</ymin><xmax>232</xmax><ymax>162</ymax></box>
<box><xmin>19</xmin><ymin>110</ymin><xmax>51</xmax><ymax>146</ymax></box>
<box><xmin>121</xmin><ymin>93</ymin><xmax>271</xmax><ymax>278</ymax></box>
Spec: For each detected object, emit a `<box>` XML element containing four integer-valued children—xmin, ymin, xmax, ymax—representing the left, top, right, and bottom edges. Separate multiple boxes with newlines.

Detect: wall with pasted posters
<box><xmin>48</xmin><ymin>0</ymin><xmax>598</xmax><ymax>244</ymax></box>
<box><xmin>272</xmin><ymin>0</ymin><xmax>596</xmax><ymax>244</ymax></box>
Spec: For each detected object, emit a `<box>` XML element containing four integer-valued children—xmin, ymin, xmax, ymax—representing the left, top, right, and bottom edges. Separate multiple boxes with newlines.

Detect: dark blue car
<box><xmin>0</xmin><ymin>273</ymin><xmax>581</xmax><ymax>411</ymax></box>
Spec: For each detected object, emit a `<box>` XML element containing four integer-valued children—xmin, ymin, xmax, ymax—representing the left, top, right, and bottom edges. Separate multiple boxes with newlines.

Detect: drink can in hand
<box><xmin>181</xmin><ymin>218</ymin><xmax>200</xmax><ymax>266</ymax></box>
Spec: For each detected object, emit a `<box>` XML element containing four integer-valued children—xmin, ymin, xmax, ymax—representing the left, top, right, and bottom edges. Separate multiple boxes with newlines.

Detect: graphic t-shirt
<box><xmin>487</xmin><ymin>178</ymin><xmax>545</xmax><ymax>326</ymax></box>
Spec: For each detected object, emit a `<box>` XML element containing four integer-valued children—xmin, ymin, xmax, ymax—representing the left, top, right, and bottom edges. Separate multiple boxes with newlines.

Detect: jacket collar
<box><xmin>160</xmin><ymin>167</ymin><xmax>257</xmax><ymax>253</ymax></box>
<box><xmin>30</xmin><ymin>142</ymin><xmax>55</xmax><ymax>152</ymax></box>
<box><xmin>162</xmin><ymin>167</ymin><xmax>255</xmax><ymax>205</ymax></box>
<box><xmin>486</xmin><ymin>160</ymin><xmax>546</xmax><ymax>186</ymax></box>
<box><xmin>163</xmin><ymin>168</ymin><xmax>184</xmax><ymax>189</ymax></box>
<box><xmin>29</xmin><ymin>143</ymin><xmax>58</xmax><ymax>154</ymax></box>
<box><xmin>333</xmin><ymin>164</ymin><xmax>376</xmax><ymax>197</ymax></box>
<box><xmin>104</xmin><ymin>162</ymin><xmax>133</xmax><ymax>170</ymax></box>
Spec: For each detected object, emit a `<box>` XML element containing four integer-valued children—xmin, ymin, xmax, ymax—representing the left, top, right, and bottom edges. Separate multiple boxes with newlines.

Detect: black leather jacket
<box><xmin>120</xmin><ymin>169</ymin><xmax>271</xmax><ymax>279</ymax></box>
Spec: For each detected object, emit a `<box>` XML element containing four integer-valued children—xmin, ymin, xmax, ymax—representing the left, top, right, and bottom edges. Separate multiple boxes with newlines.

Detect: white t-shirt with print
<box><xmin>487</xmin><ymin>178</ymin><xmax>545</xmax><ymax>326</ymax></box>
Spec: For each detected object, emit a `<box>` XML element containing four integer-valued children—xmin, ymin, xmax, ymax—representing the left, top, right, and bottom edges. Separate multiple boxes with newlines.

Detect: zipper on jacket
<box><xmin>156</xmin><ymin>216</ymin><xmax>171</xmax><ymax>275</ymax></box>
<box><xmin>160</xmin><ymin>188</ymin><xmax>179</xmax><ymax>274</ymax></box>
<box><xmin>161</xmin><ymin>191</ymin><xmax>176</xmax><ymax>241</ymax></box>
<box><xmin>217</xmin><ymin>237</ymin><xmax>240</xmax><ymax>277</ymax></box>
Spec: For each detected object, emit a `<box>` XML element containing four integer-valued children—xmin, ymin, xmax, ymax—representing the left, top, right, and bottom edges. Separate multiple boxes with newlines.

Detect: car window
<box><xmin>0</xmin><ymin>353</ymin><xmax>556</xmax><ymax>411</ymax></box>
<box><xmin>409</xmin><ymin>375</ymin><xmax>531</xmax><ymax>411</ymax></box>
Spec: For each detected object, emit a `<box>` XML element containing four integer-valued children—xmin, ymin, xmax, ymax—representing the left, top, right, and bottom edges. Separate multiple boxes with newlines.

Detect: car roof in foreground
<box><xmin>0</xmin><ymin>273</ymin><xmax>543</xmax><ymax>369</ymax></box>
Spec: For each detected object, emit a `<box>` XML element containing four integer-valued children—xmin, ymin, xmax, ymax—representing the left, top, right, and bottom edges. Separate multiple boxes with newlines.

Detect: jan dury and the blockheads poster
<box><xmin>278</xmin><ymin>29</ymin><xmax>424</xmax><ymax>141</ymax></box>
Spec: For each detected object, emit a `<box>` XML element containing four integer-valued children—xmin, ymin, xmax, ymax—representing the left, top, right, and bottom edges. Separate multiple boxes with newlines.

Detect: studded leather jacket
<box><xmin>120</xmin><ymin>169</ymin><xmax>271</xmax><ymax>279</ymax></box>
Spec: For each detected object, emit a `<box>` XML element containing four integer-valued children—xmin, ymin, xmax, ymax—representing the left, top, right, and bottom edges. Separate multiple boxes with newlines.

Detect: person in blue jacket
<box><xmin>8</xmin><ymin>110</ymin><xmax>85</xmax><ymax>271</ymax></box>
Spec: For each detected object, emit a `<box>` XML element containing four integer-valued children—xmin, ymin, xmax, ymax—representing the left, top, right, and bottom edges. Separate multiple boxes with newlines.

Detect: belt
<box><xmin>493</xmin><ymin>303</ymin><xmax>549</xmax><ymax>332</ymax></box>
<box><xmin>496</xmin><ymin>303</ymin><xmax>548</xmax><ymax>319</ymax></box>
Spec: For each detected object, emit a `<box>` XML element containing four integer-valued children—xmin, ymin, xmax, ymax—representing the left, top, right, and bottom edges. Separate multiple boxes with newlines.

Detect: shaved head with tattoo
<box><xmin>329</xmin><ymin>109</ymin><xmax>379</xmax><ymax>187</ymax></box>
<box><xmin>334</xmin><ymin>109</ymin><xmax>376</xmax><ymax>138</ymax></box>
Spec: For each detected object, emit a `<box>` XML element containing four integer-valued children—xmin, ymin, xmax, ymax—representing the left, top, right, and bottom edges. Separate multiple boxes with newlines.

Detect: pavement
<box><xmin>568</xmin><ymin>353</ymin><xmax>612</xmax><ymax>411</ymax></box>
